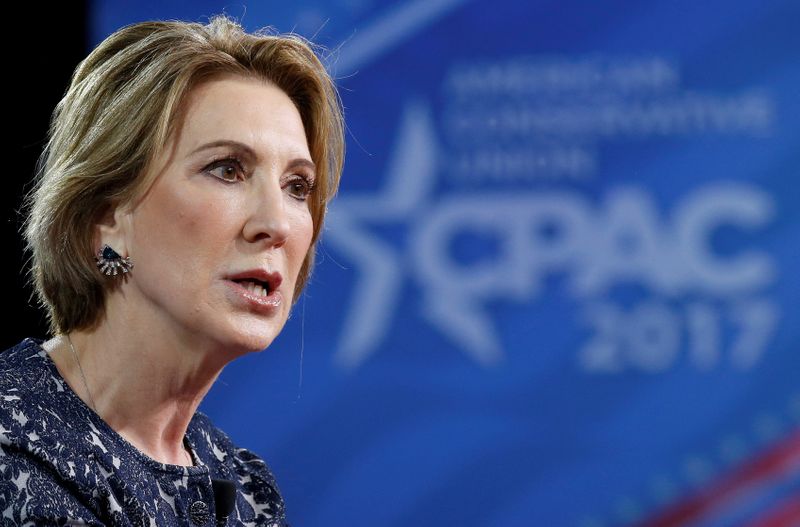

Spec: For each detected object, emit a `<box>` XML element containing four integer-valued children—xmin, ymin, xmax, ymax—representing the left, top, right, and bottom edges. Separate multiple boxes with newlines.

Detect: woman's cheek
<box><xmin>291</xmin><ymin>211</ymin><xmax>314</xmax><ymax>255</ymax></box>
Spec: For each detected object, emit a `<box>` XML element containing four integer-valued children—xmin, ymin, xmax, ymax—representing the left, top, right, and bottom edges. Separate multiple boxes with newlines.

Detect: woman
<box><xmin>1</xmin><ymin>14</ymin><xmax>344</xmax><ymax>526</ymax></box>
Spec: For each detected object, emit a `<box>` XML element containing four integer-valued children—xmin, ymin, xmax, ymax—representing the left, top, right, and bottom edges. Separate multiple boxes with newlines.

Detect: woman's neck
<box><xmin>43</xmin><ymin>320</ymin><xmax>225</xmax><ymax>466</ymax></box>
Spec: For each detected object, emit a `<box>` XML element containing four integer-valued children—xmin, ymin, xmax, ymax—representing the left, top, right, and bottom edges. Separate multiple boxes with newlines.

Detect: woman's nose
<box><xmin>242</xmin><ymin>179</ymin><xmax>290</xmax><ymax>247</ymax></box>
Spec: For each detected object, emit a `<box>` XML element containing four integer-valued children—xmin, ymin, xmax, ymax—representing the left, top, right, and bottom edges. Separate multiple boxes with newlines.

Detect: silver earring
<box><xmin>96</xmin><ymin>244</ymin><xmax>134</xmax><ymax>276</ymax></box>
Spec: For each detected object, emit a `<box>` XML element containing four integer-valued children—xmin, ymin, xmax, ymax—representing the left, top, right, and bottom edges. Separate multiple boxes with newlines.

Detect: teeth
<box><xmin>241</xmin><ymin>280</ymin><xmax>269</xmax><ymax>296</ymax></box>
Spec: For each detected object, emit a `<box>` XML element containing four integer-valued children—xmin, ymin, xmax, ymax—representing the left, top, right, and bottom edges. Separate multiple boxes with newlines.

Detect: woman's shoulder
<box><xmin>1</xmin><ymin>336</ymin><xmax>95</xmax><ymax>456</ymax></box>
<box><xmin>0</xmin><ymin>339</ymin><xmax>113</xmax><ymax>525</ymax></box>
<box><xmin>0</xmin><ymin>338</ymin><xmax>63</xmax><ymax>426</ymax></box>
<box><xmin>1</xmin><ymin>337</ymin><xmax>72</xmax><ymax>418</ymax></box>
<box><xmin>0</xmin><ymin>337</ymin><xmax>48</xmax><ymax>384</ymax></box>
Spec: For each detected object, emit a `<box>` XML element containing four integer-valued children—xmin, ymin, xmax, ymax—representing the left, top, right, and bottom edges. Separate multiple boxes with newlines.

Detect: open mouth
<box><xmin>231</xmin><ymin>278</ymin><xmax>272</xmax><ymax>297</ymax></box>
<box><xmin>226</xmin><ymin>270</ymin><xmax>283</xmax><ymax>302</ymax></box>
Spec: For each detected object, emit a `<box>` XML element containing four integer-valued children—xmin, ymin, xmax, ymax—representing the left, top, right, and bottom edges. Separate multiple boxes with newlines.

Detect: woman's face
<box><xmin>109</xmin><ymin>75</ymin><xmax>315</xmax><ymax>357</ymax></box>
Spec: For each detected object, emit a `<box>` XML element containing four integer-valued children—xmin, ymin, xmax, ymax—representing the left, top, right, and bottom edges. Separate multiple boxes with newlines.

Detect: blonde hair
<box><xmin>22</xmin><ymin>15</ymin><xmax>345</xmax><ymax>335</ymax></box>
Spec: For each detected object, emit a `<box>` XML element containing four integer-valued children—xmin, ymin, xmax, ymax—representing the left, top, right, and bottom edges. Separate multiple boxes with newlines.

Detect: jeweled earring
<box><xmin>95</xmin><ymin>244</ymin><xmax>134</xmax><ymax>276</ymax></box>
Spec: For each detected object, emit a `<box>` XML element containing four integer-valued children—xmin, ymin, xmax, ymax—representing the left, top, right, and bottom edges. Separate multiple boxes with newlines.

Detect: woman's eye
<box><xmin>205</xmin><ymin>158</ymin><xmax>244</xmax><ymax>182</ymax></box>
<box><xmin>286</xmin><ymin>176</ymin><xmax>314</xmax><ymax>200</ymax></box>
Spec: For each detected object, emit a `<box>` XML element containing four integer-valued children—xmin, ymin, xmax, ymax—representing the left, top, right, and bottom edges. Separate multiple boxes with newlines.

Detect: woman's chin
<box><xmin>227</xmin><ymin>327</ymin><xmax>281</xmax><ymax>355</ymax></box>
<box><xmin>217</xmin><ymin>310</ymin><xmax>288</xmax><ymax>350</ymax></box>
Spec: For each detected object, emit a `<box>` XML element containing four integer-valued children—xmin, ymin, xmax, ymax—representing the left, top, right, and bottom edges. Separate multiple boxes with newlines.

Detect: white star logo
<box><xmin>326</xmin><ymin>99</ymin><xmax>504</xmax><ymax>370</ymax></box>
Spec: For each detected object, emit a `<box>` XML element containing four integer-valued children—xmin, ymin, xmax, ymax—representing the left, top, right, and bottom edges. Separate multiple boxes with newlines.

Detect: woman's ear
<box><xmin>94</xmin><ymin>201</ymin><xmax>134</xmax><ymax>256</ymax></box>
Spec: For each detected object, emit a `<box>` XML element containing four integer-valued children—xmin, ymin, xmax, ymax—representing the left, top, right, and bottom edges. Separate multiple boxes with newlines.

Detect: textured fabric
<box><xmin>0</xmin><ymin>338</ymin><xmax>288</xmax><ymax>526</ymax></box>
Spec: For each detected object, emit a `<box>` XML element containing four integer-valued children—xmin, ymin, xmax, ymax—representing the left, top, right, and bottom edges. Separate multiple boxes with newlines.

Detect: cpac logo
<box><xmin>326</xmin><ymin>101</ymin><xmax>776</xmax><ymax>370</ymax></box>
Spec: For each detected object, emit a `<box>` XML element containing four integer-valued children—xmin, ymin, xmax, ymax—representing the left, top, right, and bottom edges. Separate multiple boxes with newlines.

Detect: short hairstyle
<box><xmin>22</xmin><ymin>15</ymin><xmax>345</xmax><ymax>336</ymax></box>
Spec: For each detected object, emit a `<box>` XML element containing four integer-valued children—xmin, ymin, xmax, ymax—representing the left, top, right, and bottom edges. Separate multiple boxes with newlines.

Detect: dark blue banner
<box><xmin>93</xmin><ymin>1</ymin><xmax>800</xmax><ymax>525</ymax></box>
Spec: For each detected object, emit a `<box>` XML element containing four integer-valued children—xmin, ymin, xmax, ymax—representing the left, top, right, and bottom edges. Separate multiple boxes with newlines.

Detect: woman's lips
<box><xmin>225</xmin><ymin>279</ymin><xmax>282</xmax><ymax>314</ymax></box>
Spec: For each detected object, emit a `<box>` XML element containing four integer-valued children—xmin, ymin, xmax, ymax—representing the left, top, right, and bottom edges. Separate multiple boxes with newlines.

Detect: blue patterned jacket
<box><xmin>0</xmin><ymin>338</ymin><xmax>287</xmax><ymax>526</ymax></box>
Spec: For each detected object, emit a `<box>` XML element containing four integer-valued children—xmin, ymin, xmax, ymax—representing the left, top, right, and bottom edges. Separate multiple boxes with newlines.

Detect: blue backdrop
<box><xmin>93</xmin><ymin>1</ymin><xmax>799</xmax><ymax>525</ymax></box>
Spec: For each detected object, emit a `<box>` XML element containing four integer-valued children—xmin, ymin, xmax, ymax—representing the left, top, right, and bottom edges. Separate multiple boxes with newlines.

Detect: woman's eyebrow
<box><xmin>190</xmin><ymin>140</ymin><xmax>316</xmax><ymax>173</ymax></box>
<box><xmin>288</xmin><ymin>158</ymin><xmax>317</xmax><ymax>175</ymax></box>
<box><xmin>190</xmin><ymin>139</ymin><xmax>256</xmax><ymax>158</ymax></box>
